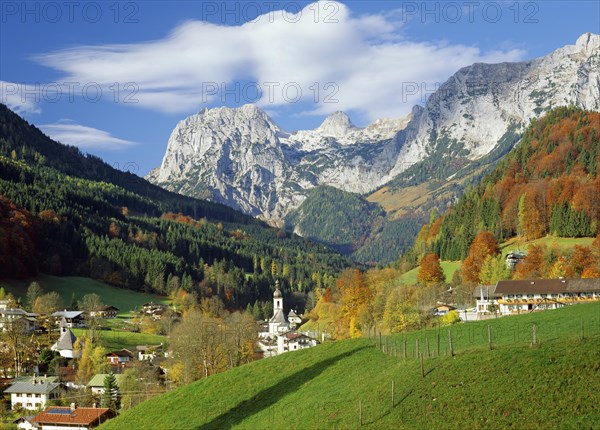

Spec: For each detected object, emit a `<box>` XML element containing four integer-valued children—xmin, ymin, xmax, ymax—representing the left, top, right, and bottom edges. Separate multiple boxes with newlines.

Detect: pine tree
<box><xmin>102</xmin><ymin>372</ymin><xmax>120</xmax><ymax>411</ymax></box>
<box><xmin>252</xmin><ymin>301</ymin><xmax>262</xmax><ymax>320</ymax></box>
<box><xmin>70</xmin><ymin>292</ymin><xmax>78</xmax><ymax>310</ymax></box>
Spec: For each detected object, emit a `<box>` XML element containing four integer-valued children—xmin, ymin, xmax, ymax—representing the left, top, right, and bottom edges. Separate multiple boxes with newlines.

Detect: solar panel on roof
<box><xmin>48</xmin><ymin>408</ymin><xmax>71</xmax><ymax>415</ymax></box>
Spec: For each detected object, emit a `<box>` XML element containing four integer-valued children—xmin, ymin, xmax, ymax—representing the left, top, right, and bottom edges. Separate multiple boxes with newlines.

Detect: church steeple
<box><xmin>273</xmin><ymin>280</ymin><xmax>282</xmax><ymax>311</ymax></box>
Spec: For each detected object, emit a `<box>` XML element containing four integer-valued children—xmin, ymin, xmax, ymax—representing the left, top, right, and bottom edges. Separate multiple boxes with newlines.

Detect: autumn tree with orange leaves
<box><xmin>514</xmin><ymin>244</ymin><xmax>546</xmax><ymax>279</ymax></box>
<box><xmin>417</xmin><ymin>253</ymin><xmax>445</xmax><ymax>286</ymax></box>
<box><xmin>462</xmin><ymin>231</ymin><xmax>500</xmax><ymax>284</ymax></box>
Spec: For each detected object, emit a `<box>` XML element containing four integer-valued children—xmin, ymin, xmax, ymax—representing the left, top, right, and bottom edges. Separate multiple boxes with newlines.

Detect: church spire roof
<box><xmin>273</xmin><ymin>280</ymin><xmax>282</xmax><ymax>298</ymax></box>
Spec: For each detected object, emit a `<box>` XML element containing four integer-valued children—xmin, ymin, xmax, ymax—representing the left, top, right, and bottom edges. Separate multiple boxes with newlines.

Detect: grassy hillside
<box><xmin>100</xmin><ymin>303</ymin><xmax>600</xmax><ymax>429</ymax></box>
<box><xmin>72</xmin><ymin>328</ymin><xmax>166</xmax><ymax>351</ymax></box>
<box><xmin>0</xmin><ymin>274</ymin><xmax>168</xmax><ymax>316</ymax></box>
<box><xmin>500</xmin><ymin>236</ymin><xmax>595</xmax><ymax>257</ymax></box>
<box><xmin>397</xmin><ymin>261</ymin><xmax>461</xmax><ymax>285</ymax></box>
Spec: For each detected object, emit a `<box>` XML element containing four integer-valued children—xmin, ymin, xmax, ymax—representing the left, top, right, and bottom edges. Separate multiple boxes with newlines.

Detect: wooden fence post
<box><xmin>403</xmin><ymin>339</ymin><xmax>407</xmax><ymax>359</ymax></box>
<box><xmin>391</xmin><ymin>380</ymin><xmax>395</xmax><ymax>408</ymax></box>
<box><xmin>359</xmin><ymin>400</ymin><xmax>363</xmax><ymax>427</ymax></box>
<box><xmin>488</xmin><ymin>324</ymin><xmax>493</xmax><ymax>351</ymax></box>
<box><xmin>532</xmin><ymin>323</ymin><xmax>537</xmax><ymax>346</ymax></box>
<box><xmin>426</xmin><ymin>337</ymin><xmax>430</xmax><ymax>357</ymax></box>
<box><xmin>420</xmin><ymin>353</ymin><xmax>425</xmax><ymax>378</ymax></box>
<box><xmin>449</xmin><ymin>329</ymin><xmax>454</xmax><ymax>357</ymax></box>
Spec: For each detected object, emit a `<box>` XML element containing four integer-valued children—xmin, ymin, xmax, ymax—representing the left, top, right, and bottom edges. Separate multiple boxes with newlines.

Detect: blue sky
<box><xmin>1</xmin><ymin>1</ymin><xmax>599</xmax><ymax>176</ymax></box>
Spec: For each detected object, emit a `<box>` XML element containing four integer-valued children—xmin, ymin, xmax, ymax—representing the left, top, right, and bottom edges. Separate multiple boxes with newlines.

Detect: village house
<box><xmin>277</xmin><ymin>332</ymin><xmax>319</xmax><ymax>354</ymax></box>
<box><xmin>89</xmin><ymin>306</ymin><xmax>119</xmax><ymax>319</ymax></box>
<box><xmin>473</xmin><ymin>285</ymin><xmax>500</xmax><ymax>316</ymax></box>
<box><xmin>86</xmin><ymin>374</ymin><xmax>125</xmax><ymax>395</ymax></box>
<box><xmin>4</xmin><ymin>376</ymin><xmax>62</xmax><ymax>411</ymax></box>
<box><xmin>505</xmin><ymin>250</ymin><xmax>527</xmax><ymax>270</ymax></box>
<box><xmin>31</xmin><ymin>405</ymin><xmax>114</xmax><ymax>429</ymax></box>
<box><xmin>287</xmin><ymin>310</ymin><xmax>302</xmax><ymax>329</ymax></box>
<box><xmin>433</xmin><ymin>304</ymin><xmax>456</xmax><ymax>316</ymax></box>
<box><xmin>105</xmin><ymin>349</ymin><xmax>133</xmax><ymax>366</ymax></box>
<box><xmin>495</xmin><ymin>278</ymin><xmax>600</xmax><ymax>315</ymax></box>
<box><xmin>136</xmin><ymin>344</ymin><xmax>163</xmax><ymax>361</ymax></box>
<box><xmin>57</xmin><ymin>366</ymin><xmax>83</xmax><ymax>390</ymax></box>
<box><xmin>51</xmin><ymin>310</ymin><xmax>85</xmax><ymax>328</ymax></box>
<box><xmin>142</xmin><ymin>302</ymin><xmax>166</xmax><ymax>314</ymax></box>
<box><xmin>0</xmin><ymin>308</ymin><xmax>38</xmax><ymax>333</ymax></box>
<box><xmin>13</xmin><ymin>415</ymin><xmax>36</xmax><ymax>430</ymax></box>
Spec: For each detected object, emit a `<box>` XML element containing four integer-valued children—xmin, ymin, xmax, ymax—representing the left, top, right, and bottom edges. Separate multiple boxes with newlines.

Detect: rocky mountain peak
<box><xmin>316</xmin><ymin>111</ymin><xmax>358</xmax><ymax>137</ymax></box>
<box><xmin>575</xmin><ymin>32</ymin><xmax>599</xmax><ymax>53</ymax></box>
<box><xmin>148</xmin><ymin>33</ymin><xmax>600</xmax><ymax>225</ymax></box>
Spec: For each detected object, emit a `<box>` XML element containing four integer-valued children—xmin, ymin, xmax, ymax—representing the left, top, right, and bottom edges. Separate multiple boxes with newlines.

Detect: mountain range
<box><xmin>148</xmin><ymin>33</ymin><xmax>600</xmax><ymax>263</ymax></box>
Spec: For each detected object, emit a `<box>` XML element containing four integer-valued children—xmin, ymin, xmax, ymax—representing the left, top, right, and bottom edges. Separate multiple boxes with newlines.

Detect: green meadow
<box><xmin>100</xmin><ymin>302</ymin><xmax>600</xmax><ymax>429</ymax></box>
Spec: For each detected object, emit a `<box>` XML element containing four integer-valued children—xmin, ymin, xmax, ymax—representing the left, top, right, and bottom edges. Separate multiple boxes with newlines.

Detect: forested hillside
<box><xmin>0</xmin><ymin>104</ymin><xmax>350</xmax><ymax>311</ymax></box>
<box><xmin>418</xmin><ymin>107</ymin><xmax>599</xmax><ymax>261</ymax></box>
<box><xmin>285</xmin><ymin>186</ymin><xmax>385</xmax><ymax>255</ymax></box>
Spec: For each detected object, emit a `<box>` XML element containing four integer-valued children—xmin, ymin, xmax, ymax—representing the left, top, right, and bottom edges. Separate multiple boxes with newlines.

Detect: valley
<box><xmin>0</xmin><ymin>5</ymin><xmax>598</xmax><ymax>429</ymax></box>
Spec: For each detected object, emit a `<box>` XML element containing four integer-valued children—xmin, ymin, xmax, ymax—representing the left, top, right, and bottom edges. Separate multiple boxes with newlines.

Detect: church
<box><xmin>268</xmin><ymin>281</ymin><xmax>290</xmax><ymax>335</ymax></box>
<box><xmin>258</xmin><ymin>281</ymin><xmax>319</xmax><ymax>357</ymax></box>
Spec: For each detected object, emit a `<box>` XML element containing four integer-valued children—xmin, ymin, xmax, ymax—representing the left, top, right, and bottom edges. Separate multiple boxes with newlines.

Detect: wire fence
<box><xmin>364</xmin><ymin>303</ymin><xmax>600</xmax><ymax>360</ymax></box>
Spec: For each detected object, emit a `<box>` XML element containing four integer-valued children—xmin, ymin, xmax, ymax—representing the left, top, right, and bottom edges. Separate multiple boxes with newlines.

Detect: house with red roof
<box><xmin>31</xmin><ymin>405</ymin><xmax>114</xmax><ymax>429</ymax></box>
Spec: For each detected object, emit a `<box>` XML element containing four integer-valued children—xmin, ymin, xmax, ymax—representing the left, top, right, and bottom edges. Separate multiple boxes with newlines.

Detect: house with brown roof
<box><xmin>495</xmin><ymin>278</ymin><xmax>600</xmax><ymax>315</ymax></box>
<box><xmin>31</xmin><ymin>405</ymin><xmax>114</xmax><ymax>429</ymax></box>
<box><xmin>89</xmin><ymin>306</ymin><xmax>119</xmax><ymax>319</ymax></box>
<box><xmin>105</xmin><ymin>349</ymin><xmax>133</xmax><ymax>366</ymax></box>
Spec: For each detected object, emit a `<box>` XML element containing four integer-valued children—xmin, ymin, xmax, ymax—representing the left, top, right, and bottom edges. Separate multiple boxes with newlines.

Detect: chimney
<box><xmin>70</xmin><ymin>403</ymin><xmax>76</xmax><ymax>412</ymax></box>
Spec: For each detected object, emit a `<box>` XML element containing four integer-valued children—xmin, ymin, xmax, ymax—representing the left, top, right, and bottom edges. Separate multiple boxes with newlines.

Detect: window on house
<box><xmin>527</xmin><ymin>294</ymin><xmax>534</xmax><ymax>298</ymax></box>
<box><xmin>508</xmin><ymin>295</ymin><xmax>514</xmax><ymax>299</ymax></box>
<box><xmin>541</xmin><ymin>294</ymin><xmax>548</xmax><ymax>298</ymax></box>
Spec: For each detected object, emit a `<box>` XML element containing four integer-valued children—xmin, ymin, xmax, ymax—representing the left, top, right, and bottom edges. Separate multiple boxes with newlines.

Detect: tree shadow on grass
<box><xmin>362</xmin><ymin>388</ymin><xmax>414</xmax><ymax>427</ymax></box>
<box><xmin>197</xmin><ymin>345</ymin><xmax>371</xmax><ymax>430</ymax></box>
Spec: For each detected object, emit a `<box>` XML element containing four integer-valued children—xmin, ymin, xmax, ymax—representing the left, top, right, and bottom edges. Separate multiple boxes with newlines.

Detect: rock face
<box><xmin>148</xmin><ymin>33</ymin><xmax>600</xmax><ymax>225</ymax></box>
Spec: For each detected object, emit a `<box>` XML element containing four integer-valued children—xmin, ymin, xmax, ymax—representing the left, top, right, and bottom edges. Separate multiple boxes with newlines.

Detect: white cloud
<box><xmin>0</xmin><ymin>81</ymin><xmax>42</xmax><ymax>114</ymax></box>
<box><xmin>40</xmin><ymin>120</ymin><xmax>137</xmax><ymax>150</ymax></box>
<box><xmin>33</xmin><ymin>1</ymin><xmax>526</xmax><ymax>122</ymax></box>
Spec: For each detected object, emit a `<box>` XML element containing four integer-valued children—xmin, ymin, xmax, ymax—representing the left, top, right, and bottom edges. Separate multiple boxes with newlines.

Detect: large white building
<box><xmin>495</xmin><ymin>278</ymin><xmax>600</xmax><ymax>315</ymax></box>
